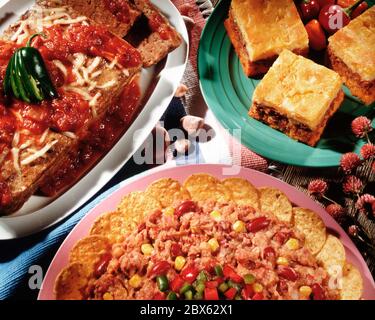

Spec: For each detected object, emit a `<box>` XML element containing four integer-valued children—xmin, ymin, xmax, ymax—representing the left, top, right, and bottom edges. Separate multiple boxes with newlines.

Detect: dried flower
<box><xmin>342</xmin><ymin>175</ymin><xmax>363</xmax><ymax>195</ymax></box>
<box><xmin>351</xmin><ymin>116</ymin><xmax>373</xmax><ymax>138</ymax></box>
<box><xmin>326</xmin><ymin>204</ymin><xmax>345</xmax><ymax>221</ymax></box>
<box><xmin>348</xmin><ymin>225</ymin><xmax>360</xmax><ymax>237</ymax></box>
<box><xmin>308</xmin><ymin>179</ymin><xmax>328</xmax><ymax>197</ymax></box>
<box><xmin>360</xmin><ymin>144</ymin><xmax>375</xmax><ymax>160</ymax></box>
<box><xmin>356</xmin><ymin>194</ymin><xmax>375</xmax><ymax>215</ymax></box>
<box><xmin>340</xmin><ymin>153</ymin><xmax>361</xmax><ymax>174</ymax></box>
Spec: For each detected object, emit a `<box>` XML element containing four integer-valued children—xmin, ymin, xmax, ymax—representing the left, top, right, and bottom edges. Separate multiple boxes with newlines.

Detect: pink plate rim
<box><xmin>38</xmin><ymin>163</ymin><xmax>375</xmax><ymax>300</ymax></box>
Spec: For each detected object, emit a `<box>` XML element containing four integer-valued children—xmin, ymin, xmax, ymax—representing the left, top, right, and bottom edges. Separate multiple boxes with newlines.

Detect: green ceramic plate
<box><xmin>198</xmin><ymin>0</ymin><xmax>375</xmax><ymax>167</ymax></box>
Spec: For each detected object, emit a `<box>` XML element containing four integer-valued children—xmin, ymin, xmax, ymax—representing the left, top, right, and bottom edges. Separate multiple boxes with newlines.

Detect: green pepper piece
<box><xmin>180</xmin><ymin>283</ymin><xmax>193</xmax><ymax>295</ymax></box>
<box><xmin>194</xmin><ymin>291</ymin><xmax>203</xmax><ymax>300</ymax></box>
<box><xmin>20</xmin><ymin>48</ymin><xmax>58</xmax><ymax>100</ymax></box>
<box><xmin>197</xmin><ymin>271</ymin><xmax>207</xmax><ymax>282</ymax></box>
<box><xmin>243</xmin><ymin>274</ymin><xmax>256</xmax><ymax>285</ymax></box>
<box><xmin>195</xmin><ymin>282</ymin><xmax>205</xmax><ymax>293</ymax></box>
<box><xmin>156</xmin><ymin>275</ymin><xmax>169</xmax><ymax>292</ymax></box>
<box><xmin>10</xmin><ymin>55</ymin><xmax>21</xmax><ymax>100</ymax></box>
<box><xmin>3</xmin><ymin>54</ymin><xmax>13</xmax><ymax>97</ymax></box>
<box><xmin>214</xmin><ymin>265</ymin><xmax>223</xmax><ymax>277</ymax></box>
<box><xmin>14</xmin><ymin>51</ymin><xmax>36</xmax><ymax>103</ymax></box>
<box><xmin>227</xmin><ymin>280</ymin><xmax>242</xmax><ymax>292</ymax></box>
<box><xmin>184</xmin><ymin>290</ymin><xmax>193</xmax><ymax>300</ymax></box>
<box><xmin>218</xmin><ymin>282</ymin><xmax>229</xmax><ymax>293</ymax></box>
<box><xmin>166</xmin><ymin>292</ymin><xmax>177</xmax><ymax>300</ymax></box>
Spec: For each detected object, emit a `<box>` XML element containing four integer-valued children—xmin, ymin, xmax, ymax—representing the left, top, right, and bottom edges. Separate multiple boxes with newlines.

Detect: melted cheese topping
<box><xmin>21</xmin><ymin>140</ymin><xmax>58</xmax><ymax>166</ymax></box>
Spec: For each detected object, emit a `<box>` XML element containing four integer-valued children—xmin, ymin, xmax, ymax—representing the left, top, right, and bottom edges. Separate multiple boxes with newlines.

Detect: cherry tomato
<box><xmin>150</xmin><ymin>260</ymin><xmax>170</xmax><ymax>276</ymax></box>
<box><xmin>223</xmin><ymin>265</ymin><xmax>243</xmax><ymax>283</ymax></box>
<box><xmin>317</xmin><ymin>0</ymin><xmax>336</xmax><ymax>6</ymax></box>
<box><xmin>305</xmin><ymin>19</ymin><xmax>327</xmax><ymax>51</ymax></box>
<box><xmin>180</xmin><ymin>264</ymin><xmax>199</xmax><ymax>283</ymax></box>
<box><xmin>204</xmin><ymin>287</ymin><xmax>219</xmax><ymax>300</ymax></box>
<box><xmin>319</xmin><ymin>4</ymin><xmax>351</xmax><ymax>33</ymax></box>
<box><xmin>277</xmin><ymin>266</ymin><xmax>299</xmax><ymax>281</ymax></box>
<box><xmin>300</xmin><ymin>0</ymin><xmax>320</xmax><ymax>21</ymax></box>
<box><xmin>175</xmin><ymin>200</ymin><xmax>197</xmax><ymax>217</ymax></box>
<box><xmin>312</xmin><ymin>283</ymin><xmax>327</xmax><ymax>300</ymax></box>
<box><xmin>246</xmin><ymin>217</ymin><xmax>270</xmax><ymax>233</ymax></box>
<box><xmin>351</xmin><ymin>2</ymin><xmax>368</xmax><ymax>18</ymax></box>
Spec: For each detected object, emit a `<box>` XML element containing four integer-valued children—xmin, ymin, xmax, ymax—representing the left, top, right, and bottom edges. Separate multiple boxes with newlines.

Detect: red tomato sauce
<box><xmin>38</xmin><ymin>78</ymin><xmax>141</xmax><ymax>197</ymax></box>
<box><xmin>104</xmin><ymin>0</ymin><xmax>132</xmax><ymax>24</ymax></box>
<box><xmin>148</xmin><ymin>13</ymin><xmax>173</xmax><ymax>41</ymax></box>
<box><xmin>35</xmin><ymin>24</ymin><xmax>141</xmax><ymax>68</ymax></box>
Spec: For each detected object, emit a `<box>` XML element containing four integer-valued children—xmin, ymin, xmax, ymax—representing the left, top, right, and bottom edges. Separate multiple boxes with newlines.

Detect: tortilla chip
<box><xmin>54</xmin><ymin>263</ymin><xmax>88</xmax><ymax>300</ymax></box>
<box><xmin>316</xmin><ymin>234</ymin><xmax>346</xmax><ymax>274</ymax></box>
<box><xmin>222</xmin><ymin>178</ymin><xmax>260</xmax><ymax>209</ymax></box>
<box><xmin>69</xmin><ymin>235</ymin><xmax>111</xmax><ymax>276</ymax></box>
<box><xmin>183</xmin><ymin>174</ymin><xmax>232</xmax><ymax>203</ymax></box>
<box><xmin>340</xmin><ymin>263</ymin><xmax>363</xmax><ymax>300</ymax></box>
<box><xmin>117</xmin><ymin>191</ymin><xmax>162</xmax><ymax>229</ymax></box>
<box><xmin>293</xmin><ymin>207</ymin><xmax>327</xmax><ymax>255</ymax></box>
<box><xmin>259</xmin><ymin>187</ymin><xmax>293</xmax><ymax>223</ymax></box>
<box><xmin>90</xmin><ymin>211</ymin><xmax>129</xmax><ymax>244</ymax></box>
<box><xmin>145</xmin><ymin>178</ymin><xmax>191</xmax><ymax>208</ymax></box>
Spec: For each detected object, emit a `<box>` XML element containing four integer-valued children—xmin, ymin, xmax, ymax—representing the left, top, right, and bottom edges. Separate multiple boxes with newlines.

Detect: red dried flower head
<box><xmin>351</xmin><ymin>116</ymin><xmax>372</xmax><ymax>138</ymax></box>
<box><xmin>340</xmin><ymin>153</ymin><xmax>361</xmax><ymax>174</ymax></box>
<box><xmin>360</xmin><ymin>144</ymin><xmax>375</xmax><ymax>160</ymax></box>
<box><xmin>326</xmin><ymin>204</ymin><xmax>345</xmax><ymax>221</ymax></box>
<box><xmin>348</xmin><ymin>225</ymin><xmax>360</xmax><ymax>237</ymax></box>
<box><xmin>342</xmin><ymin>175</ymin><xmax>363</xmax><ymax>194</ymax></box>
<box><xmin>356</xmin><ymin>194</ymin><xmax>375</xmax><ymax>215</ymax></box>
<box><xmin>308</xmin><ymin>179</ymin><xmax>328</xmax><ymax>197</ymax></box>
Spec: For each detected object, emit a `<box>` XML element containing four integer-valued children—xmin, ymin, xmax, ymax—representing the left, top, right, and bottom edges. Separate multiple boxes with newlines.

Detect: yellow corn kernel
<box><xmin>285</xmin><ymin>238</ymin><xmax>300</xmax><ymax>250</ymax></box>
<box><xmin>210</xmin><ymin>210</ymin><xmax>221</xmax><ymax>221</ymax></box>
<box><xmin>164</xmin><ymin>207</ymin><xmax>175</xmax><ymax>217</ymax></box>
<box><xmin>129</xmin><ymin>274</ymin><xmax>142</xmax><ymax>288</ymax></box>
<box><xmin>103</xmin><ymin>292</ymin><xmax>113</xmax><ymax>300</ymax></box>
<box><xmin>253</xmin><ymin>283</ymin><xmax>263</xmax><ymax>293</ymax></box>
<box><xmin>232</xmin><ymin>220</ymin><xmax>246</xmax><ymax>233</ymax></box>
<box><xmin>141</xmin><ymin>243</ymin><xmax>154</xmax><ymax>256</ymax></box>
<box><xmin>208</xmin><ymin>238</ymin><xmax>220</xmax><ymax>252</ymax></box>
<box><xmin>276</xmin><ymin>257</ymin><xmax>289</xmax><ymax>266</ymax></box>
<box><xmin>299</xmin><ymin>286</ymin><xmax>312</xmax><ymax>298</ymax></box>
<box><xmin>174</xmin><ymin>256</ymin><xmax>186</xmax><ymax>271</ymax></box>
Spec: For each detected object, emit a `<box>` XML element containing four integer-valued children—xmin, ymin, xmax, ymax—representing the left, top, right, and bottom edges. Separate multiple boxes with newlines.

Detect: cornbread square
<box><xmin>224</xmin><ymin>0</ymin><xmax>309</xmax><ymax>77</ymax></box>
<box><xmin>328</xmin><ymin>7</ymin><xmax>375</xmax><ymax>106</ymax></box>
<box><xmin>249</xmin><ymin>50</ymin><xmax>344</xmax><ymax>147</ymax></box>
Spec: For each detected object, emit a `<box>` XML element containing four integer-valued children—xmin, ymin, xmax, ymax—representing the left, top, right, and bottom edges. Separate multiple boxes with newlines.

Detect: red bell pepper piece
<box><xmin>223</xmin><ymin>265</ymin><xmax>243</xmax><ymax>283</ymax></box>
<box><xmin>180</xmin><ymin>264</ymin><xmax>199</xmax><ymax>284</ymax></box>
<box><xmin>224</xmin><ymin>288</ymin><xmax>237</xmax><ymax>300</ymax></box>
<box><xmin>153</xmin><ymin>292</ymin><xmax>166</xmax><ymax>300</ymax></box>
<box><xmin>204</xmin><ymin>287</ymin><xmax>219</xmax><ymax>300</ymax></box>
<box><xmin>241</xmin><ymin>284</ymin><xmax>255</xmax><ymax>300</ymax></box>
<box><xmin>252</xmin><ymin>293</ymin><xmax>264</xmax><ymax>300</ymax></box>
<box><xmin>150</xmin><ymin>260</ymin><xmax>170</xmax><ymax>276</ymax></box>
<box><xmin>170</xmin><ymin>275</ymin><xmax>184</xmax><ymax>292</ymax></box>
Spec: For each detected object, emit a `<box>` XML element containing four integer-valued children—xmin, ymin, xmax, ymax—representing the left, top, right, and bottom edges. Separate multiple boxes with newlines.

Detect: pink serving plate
<box><xmin>38</xmin><ymin>164</ymin><xmax>375</xmax><ymax>300</ymax></box>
